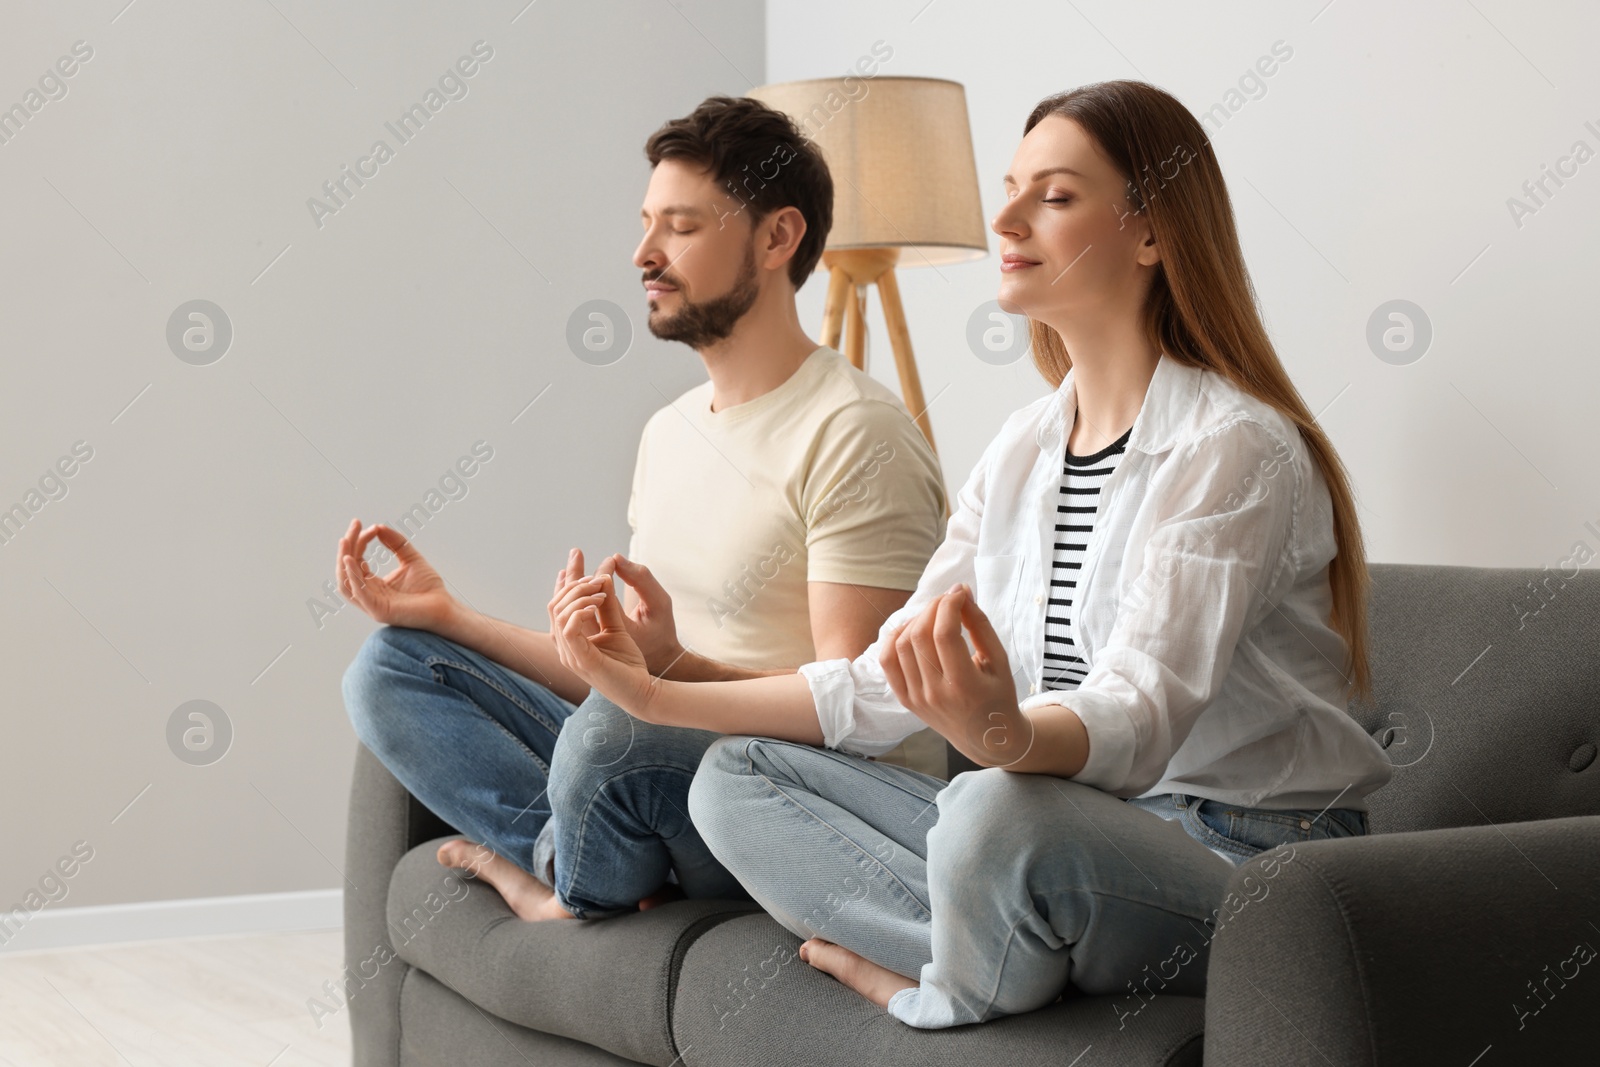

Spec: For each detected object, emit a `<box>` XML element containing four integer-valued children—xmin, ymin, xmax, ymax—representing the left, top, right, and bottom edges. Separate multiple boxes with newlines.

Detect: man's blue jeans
<box><xmin>687</xmin><ymin>735</ymin><xmax>1370</xmax><ymax>1030</ymax></box>
<box><xmin>539</xmin><ymin>681</ymin><xmax>749</xmax><ymax>916</ymax></box>
<box><xmin>341</xmin><ymin>625</ymin><xmax>747</xmax><ymax>918</ymax></box>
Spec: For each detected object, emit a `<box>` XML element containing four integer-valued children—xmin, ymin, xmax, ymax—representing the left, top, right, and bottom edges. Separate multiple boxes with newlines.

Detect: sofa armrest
<box><xmin>1203</xmin><ymin>815</ymin><xmax>1600</xmax><ymax>1066</ymax></box>
<box><xmin>343</xmin><ymin>742</ymin><xmax>457</xmax><ymax>1067</ymax></box>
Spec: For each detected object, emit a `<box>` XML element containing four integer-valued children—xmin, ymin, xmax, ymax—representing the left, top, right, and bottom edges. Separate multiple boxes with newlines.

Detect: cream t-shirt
<box><xmin>627</xmin><ymin>345</ymin><xmax>950</xmax><ymax>778</ymax></box>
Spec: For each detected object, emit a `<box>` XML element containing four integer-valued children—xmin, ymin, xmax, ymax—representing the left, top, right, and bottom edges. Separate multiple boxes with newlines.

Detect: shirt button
<box><xmin>1028</xmin><ymin>683</ymin><xmax>1039</xmax><ymax>695</ymax></box>
<box><xmin>1034</xmin><ymin>594</ymin><xmax>1043</xmax><ymax>605</ymax></box>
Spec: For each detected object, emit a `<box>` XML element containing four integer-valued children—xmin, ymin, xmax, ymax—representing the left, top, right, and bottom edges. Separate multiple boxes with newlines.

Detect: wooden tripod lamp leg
<box><xmin>876</xmin><ymin>268</ymin><xmax>936</xmax><ymax>451</ymax></box>
<box><xmin>818</xmin><ymin>250</ymin><xmax>951</xmax><ymax>518</ymax></box>
<box><xmin>875</xmin><ymin>267</ymin><xmax>951</xmax><ymax>519</ymax></box>
<box><xmin>843</xmin><ymin>283</ymin><xmax>866</xmax><ymax>371</ymax></box>
<box><xmin>820</xmin><ymin>265</ymin><xmax>849</xmax><ymax>352</ymax></box>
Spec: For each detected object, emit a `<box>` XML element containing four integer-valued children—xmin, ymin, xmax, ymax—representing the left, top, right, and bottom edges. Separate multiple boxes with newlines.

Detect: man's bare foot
<box><xmin>798</xmin><ymin>938</ymin><xmax>917</xmax><ymax>1009</ymax></box>
<box><xmin>436</xmin><ymin>839</ymin><xmax>578</xmax><ymax>922</ymax></box>
<box><xmin>637</xmin><ymin>882</ymin><xmax>685</xmax><ymax>911</ymax></box>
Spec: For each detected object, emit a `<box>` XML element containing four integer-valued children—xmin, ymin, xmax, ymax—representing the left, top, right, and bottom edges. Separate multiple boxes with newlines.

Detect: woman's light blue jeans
<box><xmin>687</xmin><ymin>734</ymin><xmax>1369</xmax><ymax>1030</ymax></box>
<box><xmin>341</xmin><ymin>625</ymin><xmax>746</xmax><ymax>918</ymax></box>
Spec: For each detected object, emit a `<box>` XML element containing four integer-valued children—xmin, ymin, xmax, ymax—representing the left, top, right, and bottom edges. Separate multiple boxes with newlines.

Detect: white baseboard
<box><xmin>0</xmin><ymin>888</ymin><xmax>343</xmax><ymax>955</ymax></box>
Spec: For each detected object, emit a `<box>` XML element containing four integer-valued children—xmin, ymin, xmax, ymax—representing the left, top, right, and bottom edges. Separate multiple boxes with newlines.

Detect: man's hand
<box><xmin>337</xmin><ymin>519</ymin><xmax>457</xmax><ymax>630</ymax></box>
<box><xmin>602</xmin><ymin>553</ymin><xmax>688</xmax><ymax>676</ymax></box>
<box><xmin>879</xmin><ymin>583</ymin><xmax>1035</xmax><ymax>769</ymax></box>
<box><xmin>548</xmin><ymin>548</ymin><xmax>657</xmax><ymax>720</ymax></box>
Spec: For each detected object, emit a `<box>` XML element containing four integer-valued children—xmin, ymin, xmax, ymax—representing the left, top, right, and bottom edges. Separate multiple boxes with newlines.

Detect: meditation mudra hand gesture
<box><xmin>548</xmin><ymin>556</ymin><xmax>656</xmax><ymax>712</ymax></box>
<box><xmin>553</xmin><ymin>556</ymin><xmax>1034</xmax><ymax>769</ymax></box>
<box><xmin>879</xmin><ymin>583</ymin><xmax>1036</xmax><ymax>768</ymax></box>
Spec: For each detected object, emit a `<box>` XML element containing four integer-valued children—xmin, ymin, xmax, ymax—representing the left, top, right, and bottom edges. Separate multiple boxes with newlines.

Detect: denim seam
<box><xmin>1210</xmin><ymin>803</ymin><xmax>1367</xmax><ymax>847</ymax></box>
<box><xmin>1060</xmin><ymin>887</ymin><xmax>1227</xmax><ymax>934</ymax></box>
<box><xmin>1222</xmin><ymin>810</ymin><xmax>1314</xmax><ymax>847</ymax></box>
<box><xmin>916</xmin><ymin>893</ymin><xmax>1215</xmax><ymax>1027</ymax></box>
<box><xmin>759</xmin><ymin>774</ymin><xmax>933</xmax><ymax>921</ymax></box>
<box><xmin>732</xmin><ymin>738</ymin><xmax>932</xmax><ymax>918</ymax></box>
<box><xmin>970</xmin><ymin>905</ymin><xmax>1044</xmax><ymax>1023</ymax></box>
<box><xmin>560</xmin><ymin>764</ymin><xmax>697</xmax><ymax>918</ymax></box>
<box><xmin>422</xmin><ymin>653</ymin><xmax>567</xmax><ymax>739</ymax></box>
<box><xmin>423</xmin><ymin>655</ymin><xmax>552</xmax><ymax>778</ymax></box>
<box><xmin>1179</xmin><ymin>802</ymin><xmax>1259</xmax><ymax>862</ymax></box>
<box><xmin>756</xmin><ymin>737</ymin><xmax>946</xmax><ymax>805</ymax></box>
<box><xmin>736</xmin><ymin>738</ymin><xmax>945</xmax><ymax>821</ymax></box>
<box><xmin>832</xmin><ymin>753</ymin><xmax>949</xmax><ymax>806</ymax></box>
<box><xmin>1220</xmin><ymin>807</ymin><xmax>1325</xmax><ymax>827</ymax></box>
<box><xmin>1236</xmin><ymin>808</ymin><xmax>1366</xmax><ymax>841</ymax></box>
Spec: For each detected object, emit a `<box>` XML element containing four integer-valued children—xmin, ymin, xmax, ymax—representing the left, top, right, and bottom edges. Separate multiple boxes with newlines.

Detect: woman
<box><xmin>545</xmin><ymin>79</ymin><xmax>1393</xmax><ymax>1029</ymax></box>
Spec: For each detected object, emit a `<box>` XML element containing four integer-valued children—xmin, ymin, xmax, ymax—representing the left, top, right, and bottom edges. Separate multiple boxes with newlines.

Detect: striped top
<box><xmin>1042</xmin><ymin>424</ymin><xmax>1133</xmax><ymax>691</ymax></box>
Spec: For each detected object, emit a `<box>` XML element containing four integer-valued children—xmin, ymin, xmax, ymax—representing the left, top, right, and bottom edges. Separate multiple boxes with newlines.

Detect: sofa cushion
<box><xmin>399</xmin><ymin>966</ymin><xmax>647</xmax><ymax>1066</ymax></box>
<box><xmin>1347</xmin><ymin>563</ymin><xmax>1600</xmax><ymax>834</ymax></box>
<box><xmin>387</xmin><ymin>835</ymin><xmax>760</xmax><ymax>1067</ymax></box>
<box><xmin>672</xmin><ymin>913</ymin><xmax>1204</xmax><ymax>1067</ymax></box>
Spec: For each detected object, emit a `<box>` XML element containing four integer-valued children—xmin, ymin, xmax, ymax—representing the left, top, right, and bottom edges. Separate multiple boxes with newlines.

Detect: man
<box><xmin>340</xmin><ymin>95</ymin><xmax>949</xmax><ymax>923</ymax></box>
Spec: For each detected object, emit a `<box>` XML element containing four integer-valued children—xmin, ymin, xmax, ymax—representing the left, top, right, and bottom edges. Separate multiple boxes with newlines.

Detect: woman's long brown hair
<box><xmin>1023</xmin><ymin>80</ymin><xmax>1373</xmax><ymax>704</ymax></box>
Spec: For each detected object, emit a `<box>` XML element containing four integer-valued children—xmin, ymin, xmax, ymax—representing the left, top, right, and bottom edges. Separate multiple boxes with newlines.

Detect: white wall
<box><xmin>770</xmin><ymin>0</ymin><xmax>1600</xmax><ymax>570</ymax></box>
<box><xmin>0</xmin><ymin>0</ymin><xmax>764</xmax><ymax>926</ymax></box>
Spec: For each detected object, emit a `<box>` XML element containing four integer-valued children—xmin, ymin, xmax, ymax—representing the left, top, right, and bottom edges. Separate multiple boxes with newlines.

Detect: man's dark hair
<box><xmin>645</xmin><ymin>95</ymin><xmax>834</xmax><ymax>289</ymax></box>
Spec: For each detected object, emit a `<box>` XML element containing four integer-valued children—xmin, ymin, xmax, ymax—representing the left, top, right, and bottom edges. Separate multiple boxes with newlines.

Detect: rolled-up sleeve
<box><xmin>799</xmin><ymin>430</ymin><xmax>994</xmax><ymax>757</ymax></box>
<box><xmin>1027</xmin><ymin>417</ymin><xmax>1302</xmax><ymax>795</ymax></box>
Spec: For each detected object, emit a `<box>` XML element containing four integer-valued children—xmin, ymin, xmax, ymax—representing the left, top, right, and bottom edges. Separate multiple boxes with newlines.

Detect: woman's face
<box><xmin>990</xmin><ymin>114</ymin><xmax>1158</xmax><ymax>323</ymax></box>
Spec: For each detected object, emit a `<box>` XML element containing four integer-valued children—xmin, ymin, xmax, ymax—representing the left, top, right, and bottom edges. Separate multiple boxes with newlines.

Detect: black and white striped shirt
<box><xmin>1042</xmin><ymin>424</ymin><xmax>1133</xmax><ymax>691</ymax></box>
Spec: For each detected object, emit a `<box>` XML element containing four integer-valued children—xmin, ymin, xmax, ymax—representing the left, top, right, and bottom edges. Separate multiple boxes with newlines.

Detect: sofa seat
<box><xmin>399</xmin><ymin>967</ymin><xmax>646</xmax><ymax>1066</ymax></box>
<box><xmin>385</xmin><ymin>835</ymin><xmax>762</xmax><ymax>1066</ymax></box>
<box><xmin>672</xmin><ymin>912</ymin><xmax>1205</xmax><ymax>1066</ymax></box>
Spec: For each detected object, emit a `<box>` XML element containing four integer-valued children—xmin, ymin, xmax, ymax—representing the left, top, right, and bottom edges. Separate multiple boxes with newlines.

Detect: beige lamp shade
<box><xmin>748</xmin><ymin>76</ymin><xmax>988</xmax><ymax>267</ymax></box>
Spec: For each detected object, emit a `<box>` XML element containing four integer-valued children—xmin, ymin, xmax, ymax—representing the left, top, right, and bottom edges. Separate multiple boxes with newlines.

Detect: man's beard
<box><xmin>645</xmin><ymin>240</ymin><xmax>760</xmax><ymax>349</ymax></box>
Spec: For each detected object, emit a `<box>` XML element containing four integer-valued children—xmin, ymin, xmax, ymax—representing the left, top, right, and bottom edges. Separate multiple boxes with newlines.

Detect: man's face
<box><xmin>633</xmin><ymin>158</ymin><xmax>762</xmax><ymax>348</ymax></box>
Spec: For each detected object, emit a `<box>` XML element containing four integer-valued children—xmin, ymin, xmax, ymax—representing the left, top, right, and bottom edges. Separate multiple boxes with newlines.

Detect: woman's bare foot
<box><xmin>436</xmin><ymin>839</ymin><xmax>577</xmax><ymax>922</ymax></box>
<box><xmin>798</xmin><ymin>938</ymin><xmax>918</xmax><ymax>1009</ymax></box>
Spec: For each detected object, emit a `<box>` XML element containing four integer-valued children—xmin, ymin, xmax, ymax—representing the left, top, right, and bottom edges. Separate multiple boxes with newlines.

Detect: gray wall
<box><xmin>1</xmin><ymin>1</ymin><xmax>763</xmax><ymax>909</ymax></box>
<box><xmin>773</xmin><ymin>0</ymin><xmax>1600</xmax><ymax>570</ymax></box>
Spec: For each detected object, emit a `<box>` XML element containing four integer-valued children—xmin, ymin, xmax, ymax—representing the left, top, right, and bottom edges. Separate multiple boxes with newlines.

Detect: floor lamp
<box><xmin>747</xmin><ymin>77</ymin><xmax>989</xmax><ymax>518</ymax></box>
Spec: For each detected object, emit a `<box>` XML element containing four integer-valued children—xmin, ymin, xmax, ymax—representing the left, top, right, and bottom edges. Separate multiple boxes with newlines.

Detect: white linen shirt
<box><xmin>798</xmin><ymin>352</ymin><xmax>1394</xmax><ymax>811</ymax></box>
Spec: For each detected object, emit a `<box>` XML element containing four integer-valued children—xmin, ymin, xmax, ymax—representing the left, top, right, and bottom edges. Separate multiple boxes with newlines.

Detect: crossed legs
<box><xmin>343</xmin><ymin>628</ymin><xmax>746</xmax><ymax>921</ymax></box>
<box><xmin>688</xmin><ymin>734</ymin><xmax>1237</xmax><ymax>1029</ymax></box>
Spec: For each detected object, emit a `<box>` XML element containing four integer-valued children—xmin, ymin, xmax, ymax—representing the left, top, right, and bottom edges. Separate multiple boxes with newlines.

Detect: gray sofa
<box><xmin>343</xmin><ymin>562</ymin><xmax>1600</xmax><ymax>1065</ymax></box>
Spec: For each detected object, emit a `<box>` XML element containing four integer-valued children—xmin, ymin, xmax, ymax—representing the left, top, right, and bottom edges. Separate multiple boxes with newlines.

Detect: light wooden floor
<box><xmin>0</xmin><ymin>929</ymin><xmax>352</xmax><ymax>1066</ymax></box>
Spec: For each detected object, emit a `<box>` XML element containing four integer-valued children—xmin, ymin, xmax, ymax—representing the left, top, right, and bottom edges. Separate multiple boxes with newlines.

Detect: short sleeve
<box><xmin>800</xmin><ymin>400</ymin><xmax>948</xmax><ymax>591</ymax></box>
<box><xmin>801</xmin><ymin>423</ymin><xmax>995</xmax><ymax>756</ymax></box>
<box><xmin>625</xmin><ymin>418</ymin><xmax>650</xmax><ymax>562</ymax></box>
<box><xmin>1023</xmin><ymin>417</ymin><xmax>1302</xmax><ymax>795</ymax></box>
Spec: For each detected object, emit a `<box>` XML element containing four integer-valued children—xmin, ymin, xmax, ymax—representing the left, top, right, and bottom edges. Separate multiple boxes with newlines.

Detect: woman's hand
<box><xmin>548</xmin><ymin>552</ymin><xmax>659</xmax><ymax>721</ymax></box>
<box><xmin>336</xmin><ymin>519</ymin><xmax>458</xmax><ymax>631</ymax></box>
<box><xmin>879</xmin><ymin>583</ymin><xmax>1036</xmax><ymax>769</ymax></box>
<box><xmin>602</xmin><ymin>553</ymin><xmax>688</xmax><ymax>676</ymax></box>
